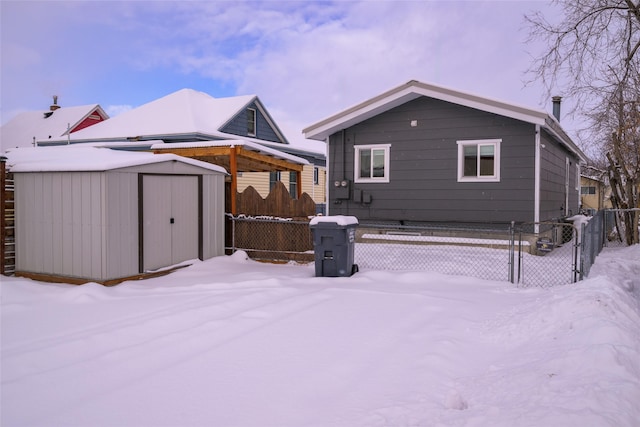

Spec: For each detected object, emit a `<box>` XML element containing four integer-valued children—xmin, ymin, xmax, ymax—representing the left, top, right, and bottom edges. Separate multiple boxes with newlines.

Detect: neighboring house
<box><xmin>303</xmin><ymin>80</ymin><xmax>587</xmax><ymax>225</ymax></box>
<box><xmin>236</xmin><ymin>145</ymin><xmax>327</xmax><ymax>213</ymax></box>
<box><xmin>0</xmin><ymin>96</ymin><xmax>108</xmax><ymax>152</ymax></box>
<box><xmin>39</xmin><ymin>89</ymin><xmax>325</xmax><ymax>213</ymax></box>
<box><xmin>580</xmin><ymin>166</ymin><xmax>612</xmax><ymax>212</ymax></box>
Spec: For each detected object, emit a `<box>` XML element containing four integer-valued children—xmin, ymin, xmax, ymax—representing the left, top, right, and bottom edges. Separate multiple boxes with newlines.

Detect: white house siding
<box><xmin>236</xmin><ymin>165</ymin><xmax>326</xmax><ymax>204</ymax></box>
<box><xmin>237</xmin><ymin>172</ymin><xmax>271</xmax><ymax>197</ymax></box>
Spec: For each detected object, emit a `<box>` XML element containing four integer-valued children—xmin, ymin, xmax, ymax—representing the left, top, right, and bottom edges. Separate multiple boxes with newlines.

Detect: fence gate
<box><xmin>510</xmin><ymin>222</ymin><xmax>579</xmax><ymax>288</ymax></box>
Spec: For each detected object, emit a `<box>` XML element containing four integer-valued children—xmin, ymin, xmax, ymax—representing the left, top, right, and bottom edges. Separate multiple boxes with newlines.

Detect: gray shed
<box><xmin>8</xmin><ymin>146</ymin><xmax>227</xmax><ymax>284</ymax></box>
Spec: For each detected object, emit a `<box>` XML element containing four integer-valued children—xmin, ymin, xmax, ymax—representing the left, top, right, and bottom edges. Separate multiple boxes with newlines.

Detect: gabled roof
<box><xmin>1</xmin><ymin>104</ymin><xmax>108</xmax><ymax>152</ymax></box>
<box><xmin>52</xmin><ymin>88</ymin><xmax>288</xmax><ymax>145</ymax></box>
<box><xmin>303</xmin><ymin>80</ymin><xmax>587</xmax><ymax>162</ymax></box>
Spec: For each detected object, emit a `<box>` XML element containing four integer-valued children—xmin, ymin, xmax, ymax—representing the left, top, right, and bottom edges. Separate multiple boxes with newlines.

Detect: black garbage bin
<box><xmin>310</xmin><ymin>216</ymin><xmax>358</xmax><ymax>277</ymax></box>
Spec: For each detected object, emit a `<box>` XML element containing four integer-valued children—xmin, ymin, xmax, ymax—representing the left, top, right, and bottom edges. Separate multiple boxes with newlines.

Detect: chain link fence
<box><xmin>355</xmin><ymin>222</ymin><xmax>513</xmax><ymax>282</ymax></box>
<box><xmin>603</xmin><ymin>208</ymin><xmax>640</xmax><ymax>247</ymax></box>
<box><xmin>581</xmin><ymin>208</ymin><xmax>638</xmax><ymax>278</ymax></box>
<box><xmin>581</xmin><ymin>210</ymin><xmax>605</xmax><ymax>279</ymax></box>
<box><xmin>225</xmin><ymin>214</ymin><xmax>314</xmax><ymax>263</ymax></box>
<box><xmin>511</xmin><ymin>222</ymin><xmax>578</xmax><ymax>288</ymax></box>
<box><xmin>226</xmin><ymin>210</ymin><xmax>635</xmax><ymax>287</ymax></box>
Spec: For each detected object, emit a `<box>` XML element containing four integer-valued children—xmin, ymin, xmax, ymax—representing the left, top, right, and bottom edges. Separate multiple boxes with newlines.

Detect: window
<box><xmin>247</xmin><ymin>108</ymin><xmax>256</xmax><ymax>136</ymax></box>
<box><xmin>354</xmin><ymin>144</ymin><xmax>391</xmax><ymax>183</ymax></box>
<box><xmin>269</xmin><ymin>171</ymin><xmax>281</xmax><ymax>190</ymax></box>
<box><xmin>313</xmin><ymin>167</ymin><xmax>319</xmax><ymax>185</ymax></box>
<box><xmin>289</xmin><ymin>172</ymin><xmax>298</xmax><ymax>198</ymax></box>
<box><xmin>581</xmin><ymin>186</ymin><xmax>596</xmax><ymax>195</ymax></box>
<box><xmin>457</xmin><ymin>139</ymin><xmax>501</xmax><ymax>182</ymax></box>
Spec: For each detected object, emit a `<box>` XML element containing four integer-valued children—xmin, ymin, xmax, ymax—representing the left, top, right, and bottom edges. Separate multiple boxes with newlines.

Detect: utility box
<box><xmin>310</xmin><ymin>216</ymin><xmax>358</xmax><ymax>277</ymax></box>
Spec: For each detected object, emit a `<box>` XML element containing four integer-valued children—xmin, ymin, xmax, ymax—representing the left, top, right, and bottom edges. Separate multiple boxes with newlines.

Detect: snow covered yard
<box><xmin>2</xmin><ymin>245</ymin><xmax>639</xmax><ymax>427</ymax></box>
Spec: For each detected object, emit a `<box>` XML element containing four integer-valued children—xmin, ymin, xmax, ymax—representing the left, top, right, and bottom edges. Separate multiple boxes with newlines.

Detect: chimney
<box><xmin>552</xmin><ymin>96</ymin><xmax>562</xmax><ymax>121</ymax></box>
<box><xmin>50</xmin><ymin>95</ymin><xmax>60</xmax><ymax>111</ymax></box>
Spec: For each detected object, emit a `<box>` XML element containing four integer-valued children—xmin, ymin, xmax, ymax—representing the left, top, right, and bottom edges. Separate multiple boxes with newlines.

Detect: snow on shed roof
<box><xmin>5</xmin><ymin>145</ymin><xmax>228</xmax><ymax>174</ymax></box>
<box><xmin>1</xmin><ymin>104</ymin><xmax>107</xmax><ymax>152</ymax></box>
<box><xmin>58</xmin><ymin>89</ymin><xmax>257</xmax><ymax>142</ymax></box>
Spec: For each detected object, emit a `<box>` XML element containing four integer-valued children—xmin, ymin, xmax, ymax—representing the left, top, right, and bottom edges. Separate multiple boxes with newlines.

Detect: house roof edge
<box><xmin>303</xmin><ymin>80</ymin><xmax>551</xmax><ymax>141</ymax></box>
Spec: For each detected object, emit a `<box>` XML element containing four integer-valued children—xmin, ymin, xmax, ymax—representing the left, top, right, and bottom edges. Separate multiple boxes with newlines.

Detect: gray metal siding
<box><xmin>328</xmin><ymin>96</ymin><xmax>537</xmax><ymax>223</ymax></box>
<box><xmin>141</xmin><ymin>175</ymin><xmax>200</xmax><ymax>271</ymax></box>
<box><xmin>104</xmin><ymin>172</ymin><xmax>139</xmax><ymax>278</ymax></box>
<box><xmin>14</xmin><ymin>162</ymin><xmax>226</xmax><ymax>283</ymax></box>
<box><xmin>220</xmin><ymin>101</ymin><xmax>283</xmax><ymax>143</ymax></box>
<box><xmin>15</xmin><ymin>172</ymin><xmax>107</xmax><ymax>279</ymax></box>
<box><xmin>201</xmin><ymin>174</ymin><xmax>225</xmax><ymax>259</ymax></box>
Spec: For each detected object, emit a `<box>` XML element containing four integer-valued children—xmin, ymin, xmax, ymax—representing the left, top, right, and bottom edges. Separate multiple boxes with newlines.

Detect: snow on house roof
<box><xmin>150</xmin><ymin>140</ymin><xmax>309</xmax><ymax>165</ymax></box>
<box><xmin>303</xmin><ymin>80</ymin><xmax>587</xmax><ymax>162</ymax></box>
<box><xmin>1</xmin><ymin>104</ymin><xmax>107</xmax><ymax>152</ymax></box>
<box><xmin>5</xmin><ymin>145</ymin><xmax>228</xmax><ymax>174</ymax></box>
<box><xmin>55</xmin><ymin>89</ymin><xmax>258</xmax><ymax>143</ymax></box>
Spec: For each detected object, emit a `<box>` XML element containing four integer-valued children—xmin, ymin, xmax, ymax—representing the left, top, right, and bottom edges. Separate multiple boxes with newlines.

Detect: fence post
<box><xmin>231</xmin><ymin>215</ymin><xmax>236</xmax><ymax>253</ymax></box>
<box><xmin>508</xmin><ymin>221</ymin><xmax>515</xmax><ymax>283</ymax></box>
<box><xmin>579</xmin><ymin>222</ymin><xmax>586</xmax><ymax>281</ymax></box>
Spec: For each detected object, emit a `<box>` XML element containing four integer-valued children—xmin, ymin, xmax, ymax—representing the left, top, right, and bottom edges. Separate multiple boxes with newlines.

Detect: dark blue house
<box><xmin>303</xmin><ymin>80</ymin><xmax>587</xmax><ymax>225</ymax></box>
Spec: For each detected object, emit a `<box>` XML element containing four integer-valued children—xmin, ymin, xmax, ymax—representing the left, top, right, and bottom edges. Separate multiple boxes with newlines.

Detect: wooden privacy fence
<box><xmin>1</xmin><ymin>157</ymin><xmax>15</xmax><ymax>276</ymax></box>
<box><xmin>225</xmin><ymin>181</ymin><xmax>317</xmax><ymax>263</ymax></box>
<box><xmin>226</xmin><ymin>181</ymin><xmax>316</xmax><ymax>218</ymax></box>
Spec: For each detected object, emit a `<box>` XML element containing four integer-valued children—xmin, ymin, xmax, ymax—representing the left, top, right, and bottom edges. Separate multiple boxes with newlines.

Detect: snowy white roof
<box><xmin>5</xmin><ymin>145</ymin><xmax>227</xmax><ymax>174</ymax></box>
<box><xmin>150</xmin><ymin>140</ymin><xmax>309</xmax><ymax>165</ymax></box>
<box><xmin>1</xmin><ymin>104</ymin><xmax>107</xmax><ymax>152</ymax></box>
<box><xmin>57</xmin><ymin>89</ymin><xmax>257</xmax><ymax>142</ymax></box>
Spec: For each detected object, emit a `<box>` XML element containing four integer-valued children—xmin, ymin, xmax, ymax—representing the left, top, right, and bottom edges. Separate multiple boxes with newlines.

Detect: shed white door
<box><xmin>142</xmin><ymin>175</ymin><xmax>199</xmax><ymax>271</ymax></box>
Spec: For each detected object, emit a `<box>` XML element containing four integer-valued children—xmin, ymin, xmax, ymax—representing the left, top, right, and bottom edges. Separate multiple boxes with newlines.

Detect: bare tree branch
<box><xmin>526</xmin><ymin>0</ymin><xmax>640</xmax><ymax>243</ymax></box>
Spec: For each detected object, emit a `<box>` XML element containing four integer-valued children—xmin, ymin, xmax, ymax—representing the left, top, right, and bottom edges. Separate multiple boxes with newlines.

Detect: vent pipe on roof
<box><xmin>50</xmin><ymin>95</ymin><xmax>60</xmax><ymax>112</ymax></box>
<box><xmin>552</xmin><ymin>96</ymin><xmax>562</xmax><ymax>121</ymax></box>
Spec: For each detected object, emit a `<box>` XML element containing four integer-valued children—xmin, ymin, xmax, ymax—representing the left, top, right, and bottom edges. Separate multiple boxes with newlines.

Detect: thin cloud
<box><xmin>1</xmin><ymin>1</ymin><xmax>575</xmax><ymax>135</ymax></box>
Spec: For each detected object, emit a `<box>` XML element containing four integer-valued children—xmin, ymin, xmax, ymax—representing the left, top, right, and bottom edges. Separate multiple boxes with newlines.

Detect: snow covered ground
<box><xmin>2</xmin><ymin>245</ymin><xmax>639</xmax><ymax>427</ymax></box>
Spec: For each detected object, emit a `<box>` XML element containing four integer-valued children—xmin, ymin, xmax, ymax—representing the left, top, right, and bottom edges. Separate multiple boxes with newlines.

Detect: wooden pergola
<box><xmin>152</xmin><ymin>142</ymin><xmax>305</xmax><ymax>215</ymax></box>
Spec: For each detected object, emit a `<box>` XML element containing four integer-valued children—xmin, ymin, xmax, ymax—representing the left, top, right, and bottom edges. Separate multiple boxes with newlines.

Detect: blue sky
<box><xmin>1</xmin><ymin>0</ymin><xmax>572</xmax><ymax>144</ymax></box>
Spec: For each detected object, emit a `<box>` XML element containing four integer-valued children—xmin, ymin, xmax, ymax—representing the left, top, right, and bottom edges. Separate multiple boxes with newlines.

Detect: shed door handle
<box><xmin>170</xmin><ymin>218</ymin><xmax>175</xmax><ymax>224</ymax></box>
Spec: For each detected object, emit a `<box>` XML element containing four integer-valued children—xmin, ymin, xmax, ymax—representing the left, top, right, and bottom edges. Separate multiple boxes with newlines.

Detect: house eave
<box><xmin>542</xmin><ymin>117</ymin><xmax>588</xmax><ymax>163</ymax></box>
<box><xmin>303</xmin><ymin>80</ymin><xmax>550</xmax><ymax>141</ymax></box>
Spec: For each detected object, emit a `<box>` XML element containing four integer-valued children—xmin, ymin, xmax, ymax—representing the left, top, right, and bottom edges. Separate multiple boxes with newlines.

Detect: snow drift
<box><xmin>2</xmin><ymin>245</ymin><xmax>639</xmax><ymax>426</ymax></box>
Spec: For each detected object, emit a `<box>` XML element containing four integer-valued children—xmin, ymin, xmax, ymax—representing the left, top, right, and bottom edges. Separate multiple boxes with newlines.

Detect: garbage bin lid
<box><xmin>310</xmin><ymin>215</ymin><xmax>358</xmax><ymax>226</ymax></box>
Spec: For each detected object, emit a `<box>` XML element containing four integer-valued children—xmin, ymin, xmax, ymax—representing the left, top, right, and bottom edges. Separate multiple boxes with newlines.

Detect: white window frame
<box><xmin>354</xmin><ymin>144</ymin><xmax>391</xmax><ymax>183</ymax></box>
<box><xmin>456</xmin><ymin>139</ymin><xmax>501</xmax><ymax>182</ymax></box>
<box><xmin>247</xmin><ymin>108</ymin><xmax>256</xmax><ymax>136</ymax></box>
